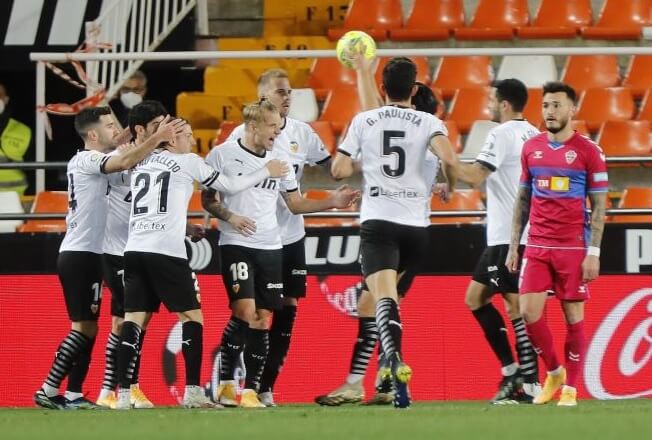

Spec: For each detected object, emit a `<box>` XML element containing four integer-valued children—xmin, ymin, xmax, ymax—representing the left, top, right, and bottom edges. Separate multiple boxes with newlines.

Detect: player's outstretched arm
<box><xmin>506</xmin><ymin>186</ymin><xmax>531</xmax><ymax>273</ymax></box>
<box><xmin>103</xmin><ymin>116</ymin><xmax>186</xmax><ymax>173</ymax></box>
<box><xmin>211</xmin><ymin>159</ymin><xmax>289</xmax><ymax>194</ymax></box>
<box><xmin>582</xmin><ymin>192</ymin><xmax>607</xmax><ymax>282</ymax></box>
<box><xmin>331</xmin><ymin>152</ymin><xmax>355</xmax><ymax>180</ymax></box>
<box><xmin>429</xmin><ymin>134</ymin><xmax>458</xmax><ymax>189</ymax></box>
<box><xmin>348</xmin><ymin>44</ymin><xmax>382</xmax><ymax>111</ymax></box>
<box><xmin>451</xmin><ymin>161</ymin><xmax>492</xmax><ymax>187</ymax></box>
<box><xmin>281</xmin><ymin>185</ymin><xmax>361</xmax><ymax>214</ymax></box>
<box><xmin>201</xmin><ymin>189</ymin><xmax>256</xmax><ymax>237</ymax></box>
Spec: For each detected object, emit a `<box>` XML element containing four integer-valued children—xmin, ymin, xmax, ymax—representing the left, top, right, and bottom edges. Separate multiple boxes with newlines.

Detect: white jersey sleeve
<box><xmin>226</xmin><ymin>124</ymin><xmax>244</xmax><ymax>143</ymax></box>
<box><xmin>337</xmin><ymin>115</ymin><xmax>363</xmax><ymax>158</ymax></box>
<box><xmin>77</xmin><ymin>150</ymin><xmax>111</xmax><ymax>175</ymax></box>
<box><xmin>201</xmin><ymin>150</ymin><xmax>271</xmax><ymax>194</ymax></box>
<box><xmin>474</xmin><ymin>127</ymin><xmax>505</xmax><ymax>172</ymax></box>
<box><xmin>304</xmin><ymin>125</ymin><xmax>331</xmax><ymax>165</ymax></box>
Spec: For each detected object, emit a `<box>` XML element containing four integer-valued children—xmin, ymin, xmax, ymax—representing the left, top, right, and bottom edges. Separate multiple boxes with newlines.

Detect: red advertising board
<box><xmin>0</xmin><ymin>275</ymin><xmax>650</xmax><ymax>406</ymax></box>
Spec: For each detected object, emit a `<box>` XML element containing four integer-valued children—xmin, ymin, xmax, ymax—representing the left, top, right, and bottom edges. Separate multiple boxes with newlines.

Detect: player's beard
<box><xmin>545</xmin><ymin>116</ymin><xmax>569</xmax><ymax>134</ymax></box>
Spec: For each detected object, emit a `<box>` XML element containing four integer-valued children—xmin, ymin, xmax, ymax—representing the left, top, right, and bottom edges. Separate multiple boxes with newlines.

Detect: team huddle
<box><xmin>34</xmin><ymin>56</ymin><xmax>607</xmax><ymax>410</ymax></box>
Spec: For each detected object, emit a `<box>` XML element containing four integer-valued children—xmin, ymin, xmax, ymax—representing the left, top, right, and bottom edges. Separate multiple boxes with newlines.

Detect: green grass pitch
<box><xmin>1</xmin><ymin>400</ymin><xmax>650</xmax><ymax>440</ymax></box>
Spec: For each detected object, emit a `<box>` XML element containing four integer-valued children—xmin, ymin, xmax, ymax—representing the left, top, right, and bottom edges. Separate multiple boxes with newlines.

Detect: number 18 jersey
<box><xmin>338</xmin><ymin>106</ymin><xmax>447</xmax><ymax>227</ymax></box>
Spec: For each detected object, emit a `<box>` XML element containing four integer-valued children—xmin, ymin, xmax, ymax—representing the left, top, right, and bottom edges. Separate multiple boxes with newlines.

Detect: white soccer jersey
<box><xmin>228</xmin><ymin>117</ymin><xmax>330</xmax><ymax>245</ymax></box>
<box><xmin>102</xmin><ymin>174</ymin><xmax>132</xmax><ymax>257</ymax></box>
<box><xmin>59</xmin><ymin>149</ymin><xmax>127</xmax><ymax>254</ymax></box>
<box><xmin>338</xmin><ymin>106</ymin><xmax>447</xmax><ymax>227</ymax></box>
<box><xmin>205</xmin><ymin>140</ymin><xmax>299</xmax><ymax>250</ymax></box>
<box><xmin>124</xmin><ymin>150</ymin><xmax>229</xmax><ymax>259</ymax></box>
<box><xmin>475</xmin><ymin>119</ymin><xmax>539</xmax><ymax>245</ymax></box>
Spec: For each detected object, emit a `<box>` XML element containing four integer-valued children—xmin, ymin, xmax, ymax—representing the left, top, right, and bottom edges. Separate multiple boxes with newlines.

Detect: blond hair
<box><xmin>257</xmin><ymin>68</ymin><xmax>289</xmax><ymax>95</ymax></box>
<box><xmin>243</xmin><ymin>100</ymin><xmax>279</xmax><ymax>127</ymax></box>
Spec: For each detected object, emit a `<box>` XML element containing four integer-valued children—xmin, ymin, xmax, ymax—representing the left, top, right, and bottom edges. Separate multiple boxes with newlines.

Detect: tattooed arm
<box><xmin>201</xmin><ymin>188</ymin><xmax>256</xmax><ymax>237</ymax></box>
<box><xmin>582</xmin><ymin>192</ymin><xmax>607</xmax><ymax>282</ymax></box>
<box><xmin>505</xmin><ymin>186</ymin><xmax>532</xmax><ymax>273</ymax></box>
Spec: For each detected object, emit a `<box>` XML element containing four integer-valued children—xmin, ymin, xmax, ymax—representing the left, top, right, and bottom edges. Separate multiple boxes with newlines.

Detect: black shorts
<box><xmin>57</xmin><ymin>251</ymin><xmax>103</xmax><ymax>321</ymax></box>
<box><xmin>472</xmin><ymin>244</ymin><xmax>521</xmax><ymax>295</ymax></box>
<box><xmin>282</xmin><ymin>238</ymin><xmax>307</xmax><ymax>299</ymax></box>
<box><xmin>124</xmin><ymin>251</ymin><xmax>200</xmax><ymax>313</ymax></box>
<box><xmin>359</xmin><ymin>220</ymin><xmax>429</xmax><ymax>279</ymax></box>
<box><xmin>220</xmin><ymin>245</ymin><xmax>284</xmax><ymax>311</ymax></box>
<box><xmin>103</xmin><ymin>253</ymin><xmax>125</xmax><ymax>317</ymax></box>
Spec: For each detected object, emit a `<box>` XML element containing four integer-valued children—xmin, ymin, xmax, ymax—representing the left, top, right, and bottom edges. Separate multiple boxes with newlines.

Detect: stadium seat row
<box><xmin>327</xmin><ymin>0</ymin><xmax>652</xmax><ymax>41</ymax></box>
<box><xmin>6</xmin><ymin>187</ymin><xmax>651</xmax><ymax>233</ymax></box>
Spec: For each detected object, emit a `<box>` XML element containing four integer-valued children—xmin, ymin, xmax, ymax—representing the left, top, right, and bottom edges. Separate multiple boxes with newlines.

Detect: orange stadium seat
<box><xmin>582</xmin><ymin>0</ymin><xmax>651</xmax><ymax>39</ymax></box>
<box><xmin>303</xmin><ymin>188</ymin><xmax>359</xmax><ymax>227</ymax></box>
<box><xmin>516</xmin><ymin>0</ymin><xmax>592</xmax><ymax>39</ymax></box>
<box><xmin>307</xmin><ymin>58</ymin><xmax>357</xmax><ymax>100</ymax></box>
<box><xmin>193</xmin><ymin>129</ymin><xmax>218</xmax><ymax>156</ymax></box>
<box><xmin>454</xmin><ymin>0</ymin><xmax>529</xmax><ymax>40</ymax></box>
<box><xmin>446</xmin><ymin>87</ymin><xmax>493</xmax><ymax>134</ymax></box>
<box><xmin>389</xmin><ymin>0</ymin><xmax>464</xmax><ymax>41</ymax></box>
<box><xmin>610</xmin><ymin>187</ymin><xmax>652</xmax><ymax>223</ymax></box>
<box><xmin>375</xmin><ymin>56</ymin><xmax>432</xmax><ymax>87</ymax></box>
<box><xmin>263</xmin><ymin>1</ymin><xmax>350</xmax><ymax>36</ymax></box>
<box><xmin>319</xmin><ymin>87</ymin><xmax>362</xmax><ymax>135</ymax></box>
<box><xmin>575</xmin><ymin>88</ymin><xmax>636</xmax><ymax>132</ymax></box>
<box><xmin>431</xmin><ymin>56</ymin><xmax>494</xmax><ymax>99</ymax></box>
<box><xmin>309</xmin><ymin>121</ymin><xmax>337</xmax><ymax>154</ymax></box>
<box><xmin>430</xmin><ymin>87</ymin><xmax>446</xmax><ymax>119</ymax></box>
<box><xmin>444</xmin><ymin>120</ymin><xmax>462</xmax><ymax>153</ymax></box>
<box><xmin>327</xmin><ymin>0</ymin><xmax>403</xmax><ymax>41</ymax></box>
<box><xmin>430</xmin><ymin>189</ymin><xmax>485</xmax><ymax>224</ymax></box>
<box><xmin>596</xmin><ymin>120</ymin><xmax>652</xmax><ymax>158</ymax></box>
<box><xmin>215</xmin><ymin>121</ymin><xmax>239</xmax><ymax>146</ymax></box>
<box><xmin>560</xmin><ymin>55</ymin><xmax>621</xmax><ymax>92</ymax></box>
<box><xmin>523</xmin><ymin>88</ymin><xmax>543</xmax><ymax>128</ymax></box>
<box><xmin>637</xmin><ymin>89</ymin><xmax>652</xmax><ymax>121</ymax></box>
<box><xmin>622</xmin><ymin>56</ymin><xmax>652</xmax><ymax>99</ymax></box>
<box><xmin>18</xmin><ymin>191</ymin><xmax>67</xmax><ymax>233</ymax></box>
<box><xmin>177</xmin><ymin>92</ymin><xmax>253</xmax><ymax>129</ymax></box>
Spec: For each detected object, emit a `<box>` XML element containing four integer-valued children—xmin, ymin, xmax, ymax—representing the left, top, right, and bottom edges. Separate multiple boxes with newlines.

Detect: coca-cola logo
<box><xmin>318</xmin><ymin>276</ymin><xmax>362</xmax><ymax>317</ymax></box>
<box><xmin>585</xmin><ymin>288</ymin><xmax>652</xmax><ymax>399</ymax></box>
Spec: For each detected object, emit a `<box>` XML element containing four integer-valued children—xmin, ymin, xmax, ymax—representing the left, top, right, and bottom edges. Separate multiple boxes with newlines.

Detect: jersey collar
<box><xmin>238</xmin><ymin>138</ymin><xmax>267</xmax><ymax>158</ymax></box>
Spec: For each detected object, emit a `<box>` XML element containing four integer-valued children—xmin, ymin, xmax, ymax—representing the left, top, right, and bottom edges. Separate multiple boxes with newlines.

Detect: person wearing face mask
<box><xmin>0</xmin><ymin>81</ymin><xmax>32</xmax><ymax>196</ymax></box>
<box><xmin>110</xmin><ymin>70</ymin><xmax>148</xmax><ymax>128</ymax></box>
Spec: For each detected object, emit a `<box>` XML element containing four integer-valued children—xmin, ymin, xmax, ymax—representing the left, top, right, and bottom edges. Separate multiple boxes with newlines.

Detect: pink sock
<box><xmin>564</xmin><ymin>321</ymin><xmax>586</xmax><ymax>388</ymax></box>
<box><xmin>526</xmin><ymin>317</ymin><xmax>560</xmax><ymax>372</ymax></box>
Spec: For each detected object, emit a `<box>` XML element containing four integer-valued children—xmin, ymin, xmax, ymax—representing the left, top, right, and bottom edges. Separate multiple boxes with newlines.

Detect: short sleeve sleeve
<box><xmin>304</xmin><ymin>126</ymin><xmax>331</xmax><ymax>165</ymax></box>
<box><xmin>78</xmin><ymin>150</ymin><xmax>110</xmax><ymax>175</ymax></box>
<box><xmin>187</xmin><ymin>153</ymin><xmax>220</xmax><ymax>187</ymax></box>
<box><xmin>587</xmin><ymin>143</ymin><xmax>609</xmax><ymax>193</ymax></box>
<box><xmin>337</xmin><ymin>115</ymin><xmax>362</xmax><ymax>157</ymax></box>
<box><xmin>475</xmin><ymin>127</ymin><xmax>506</xmax><ymax>172</ymax></box>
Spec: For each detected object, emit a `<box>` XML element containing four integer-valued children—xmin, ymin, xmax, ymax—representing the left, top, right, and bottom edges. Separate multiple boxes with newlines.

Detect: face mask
<box><xmin>120</xmin><ymin>92</ymin><xmax>143</xmax><ymax>109</ymax></box>
<box><xmin>0</xmin><ymin>99</ymin><xmax>5</xmax><ymax>115</ymax></box>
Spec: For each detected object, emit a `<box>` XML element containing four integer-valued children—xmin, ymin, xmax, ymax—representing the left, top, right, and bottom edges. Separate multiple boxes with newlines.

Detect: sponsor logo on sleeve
<box><xmin>593</xmin><ymin>172</ymin><xmax>608</xmax><ymax>182</ymax></box>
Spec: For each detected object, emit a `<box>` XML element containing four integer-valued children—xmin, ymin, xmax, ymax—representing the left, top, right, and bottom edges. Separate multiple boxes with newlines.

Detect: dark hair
<box><xmin>412</xmin><ymin>82</ymin><xmax>438</xmax><ymax>114</ymax></box>
<box><xmin>542</xmin><ymin>81</ymin><xmax>577</xmax><ymax>104</ymax></box>
<box><xmin>128</xmin><ymin>100</ymin><xmax>168</xmax><ymax>137</ymax></box>
<box><xmin>494</xmin><ymin>78</ymin><xmax>528</xmax><ymax>112</ymax></box>
<box><xmin>74</xmin><ymin>106</ymin><xmax>112</xmax><ymax>140</ymax></box>
<box><xmin>382</xmin><ymin>57</ymin><xmax>417</xmax><ymax>101</ymax></box>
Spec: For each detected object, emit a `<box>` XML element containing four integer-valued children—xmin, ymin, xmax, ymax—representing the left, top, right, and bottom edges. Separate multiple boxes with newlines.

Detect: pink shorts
<box><xmin>519</xmin><ymin>246</ymin><xmax>590</xmax><ymax>301</ymax></box>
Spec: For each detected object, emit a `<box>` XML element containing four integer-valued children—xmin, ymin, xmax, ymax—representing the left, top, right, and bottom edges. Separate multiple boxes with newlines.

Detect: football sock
<box><xmin>512</xmin><ymin>317</ymin><xmax>538</xmax><ymax>380</ymax></box>
<box><xmin>116</xmin><ymin>321</ymin><xmax>142</xmax><ymax>389</ymax></box>
<box><xmin>182</xmin><ymin>321</ymin><xmax>203</xmax><ymax>387</ymax></box>
<box><xmin>219</xmin><ymin>316</ymin><xmax>248</xmax><ymax>381</ymax></box>
<box><xmin>259</xmin><ymin>305</ymin><xmax>297</xmax><ymax>393</ymax></box>
<box><xmin>244</xmin><ymin>328</ymin><xmax>269</xmax><ymax>391</ymax></box>
<box><xmin>101</xmin><ymin>332</ymin><xmax>120</xmax><ymax>391</ymax></box>
<box><xmin>376</xmin><ymin>298</ymin><xmax>402</xmax><ymax>360</ymax></box>
<box><xmin>132</xmin><ymin>330</ymin><xmax>146</xmax><ymax>385</ymax></box>
<box><xmin>42</xmin><ymin>330</ymin><xmax>90</xmax><ymax>397</ymax></box>
<box><xmin>348</xmin><ymin>317</ymin><xmax>378</xmax><ymax>379</ymax></box>
<box><xmin>67</xmin><ymin>335</ymin><xmax>96</xmax><ymax>393</ymax></box>
<box><xmin>564</xmin><ymin>321</ymin><xmax>586</xmax><ymax>388</ymax></box>
<box><xmin>472</xmin><ymin>303</ymin><xmax>514</xmax><ymax>368</ymax></box>
<box><xmin>526</xmin><ymin>317</ymin><xmax>560</xmax><ymax>372</ymax></box>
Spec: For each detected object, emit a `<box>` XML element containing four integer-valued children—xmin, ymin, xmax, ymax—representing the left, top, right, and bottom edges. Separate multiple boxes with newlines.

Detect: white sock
<box><xmin>64</xmin><ymin>391</ymin><xmax>83</xmax><ymax>401</ymax></box>
<box><xmin>98</xmin><ymin>389</ymin><xmax>113</xmax><ymax>400</ymax></box>
<box><xmin>501</xmin><ymin>362</ymin><xmax>519</xmax><ymax>377</ymax></box>
<box><xmin>346</xmin><ymin>373</ymin><xmax>364</xmax><ymax>385</ymax></box>
<box><xmin>42</xmin><ymin>383</ymin><xmax>59</xmax><ymax>397</ymax></box>
<box><xmin>549</xmin><ymin>366</ymin><xmax>564</xmax><ymax>376</ymax></box>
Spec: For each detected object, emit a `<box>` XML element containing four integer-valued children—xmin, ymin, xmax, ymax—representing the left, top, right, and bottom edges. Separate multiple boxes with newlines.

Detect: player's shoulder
<box><xmin>523</xmin><ymin>131</ymin><xmax>547</xmax><ymax>148</ymax></box>
<box><xmin>208</xmin><ymin>140</ymin><xmax>239</xmax><ymax>158</ymax></box>
<box><xmin>285</xmin><ymin>117</ymin><xmax>312</xmax><ymax>132</ymax></box>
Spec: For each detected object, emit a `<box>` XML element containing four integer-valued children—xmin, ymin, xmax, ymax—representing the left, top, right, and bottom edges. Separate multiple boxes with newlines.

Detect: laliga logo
<box><xmin>585</xmin><ymin>288</ymin><xmax>652</xmax><ymax>399</ymax></box>
<box><xmin>185</xmin><ymin>237</ymin><xmax>212</xmax><ymax>271</ymax></box>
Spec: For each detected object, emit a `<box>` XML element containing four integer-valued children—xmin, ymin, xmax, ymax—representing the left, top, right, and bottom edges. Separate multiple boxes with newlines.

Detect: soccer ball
<box><xmin>336</xmin><ymin>30</ymin><xmax>377</xmax><ymax>69</ymax></box>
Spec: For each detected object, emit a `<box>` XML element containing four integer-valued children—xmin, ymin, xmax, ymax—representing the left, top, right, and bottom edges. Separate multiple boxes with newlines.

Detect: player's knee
<box><xmin>111</xmin><ymin>316</ymin><xmax>124</xmax><ymax>334</ymax></box>
<box><xmin>519</xmin><ymin>305</ymin><xmax>541</xmax><ymax>324</ymax></box>
<box><xmin>72</xmin><ymin>320</ymin><xmax>98</xmax><ymax>338</ymax></box>
<box><xmin>178</xmin><ymin>309</ymin><xmax>203</xmax><ymax>324</ymax></box>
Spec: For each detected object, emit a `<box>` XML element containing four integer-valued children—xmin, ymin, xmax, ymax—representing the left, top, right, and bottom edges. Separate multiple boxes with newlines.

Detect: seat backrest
<box><xmin>288</xmin><ymin>88</ymin><xmax>319</xmax><ymax>122</ymax></box>
<box><xmin>594</xmin><ymin>0</ymin><xmax>652</xmax><ymax>27</ymax></box>
<box><xmin>0</xmin><ymin>191</ymin><xmax>24</xmax><ymax>233</ymax></box>
<box><xmin>309</xmin><ymin>121</ymin><xmax>337</xmax><ymax>154</ymax></box>
<box><xmin>430</xmin><ymin>189</ymin><xmax>485</xmax><ymax>224</ymax></box>
<box><xmin>523</xmin><ymin>88</ymin><xmax>544</xmax><ymax>128</ymax></box>
<box><xmin>192</xmin><ymin>129</ymin><xmax>218</xmax><ymax>156</ymax></box>
<box><xmin>611</xmin><ymin>186</ymin><xmax>652</xmax><ymax>223</ymax></box>
<box><xmin>622</xmin><ymin>55</ymin><xmax>652</xmax><ymax>98</ymax></box>
<box><xmin>468</xmin><ymin>0</ymin><xmax>529</xmax><ymax>28</ymax></box>
<box><xmin>461</xmin><ymin>120</ymin><xmax>500</xmax><ymax>160</ymax></box>
<box><xmin>342</xmin><ymin>0</ymin><xmax>403</xmax><ymax>30</ymax></box>
<box><xmin>575</xmin><ymin>87</ymin><xmax>635</xmax><ymax>132</ymax></box>
<box><xmin>319</xmin><ymin>87</ymin><xmax>362</xmax><ymax>134</ymax></box>
<box><xmin>375</xmin><ymin>56</ymin><xmax>432</xmax><ymax>86</ymax></box>
<box><xmin>204</xmin><ymin>66</ymin><xmax>259</xmax><ymax>96</ymax></box>
<box><xmin>19</xmin><ymin>191</ymin><xmax>67</xmax><ymax>233</ymax></box>
<box><xmin>596</xmin><ymin>120</ymin><xmax>652</xmax><ymax>156</ymax></box>
<box><xmin>447</xmin><ymin>87</ymin><xmax>494</xmax><ymax>134</ymax></box>
<box><xmin>432</xmin><ymin>56</ymin><xmax>494</xmax><ymax>98</ymax></box>
<box><xmin>638</xmin><ymin>89</ymin><xmax>652</xmax><ymax>121</ymax></box>
<box><xmin>403</xmin><ymin>0</ymin><xmax>465</xmax><ymax>29</ymax></box>
<box><xmin>307</xmin><ymin>58</ymin><xmax>357</xmax><ymax>92</ymax></box>
<box><xmin>561</xmin><ymin>55</ymin><xmax>621</xmax><ymax>92</ymax></box>
<box><xmin>531</xmin><ymin>0</ymin><xmax>593</xmax><ymax>27</ymax></box>
<box><xmin>496</xmin><ymin>56</ymin><xmax>558</xmax><ymax>88</ymax></box>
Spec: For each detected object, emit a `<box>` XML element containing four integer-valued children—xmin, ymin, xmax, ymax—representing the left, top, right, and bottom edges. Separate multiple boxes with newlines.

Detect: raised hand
<box><xmin>155</xmin><ymin>115</ymin><xmax>187</xmax><ymax>145</ymax></box>
<box><xmin>433</xmin><ymin>182</ymin><xmax>450</xmax><ymax>202</ymax></box>
<box><xmin>186</xmin><ymin>223</ymin><xmax>206</xmax><ymax>242</ymax></box>
<box><xmin>266</xmin><ymin>159</ymin><xmax>290</xmax><ymax>178</ymax></box>
<box><xmin>330</xmin><ymin>184</ymin><xmax>361</xmax><ymax>208</ymax></box>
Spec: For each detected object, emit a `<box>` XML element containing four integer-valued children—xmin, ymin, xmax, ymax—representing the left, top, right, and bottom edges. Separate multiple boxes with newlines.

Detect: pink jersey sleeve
<box><xmin>586</xmin><ymin>143</ymin><xmax>609</xmax><ymax>193</ymax></box>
